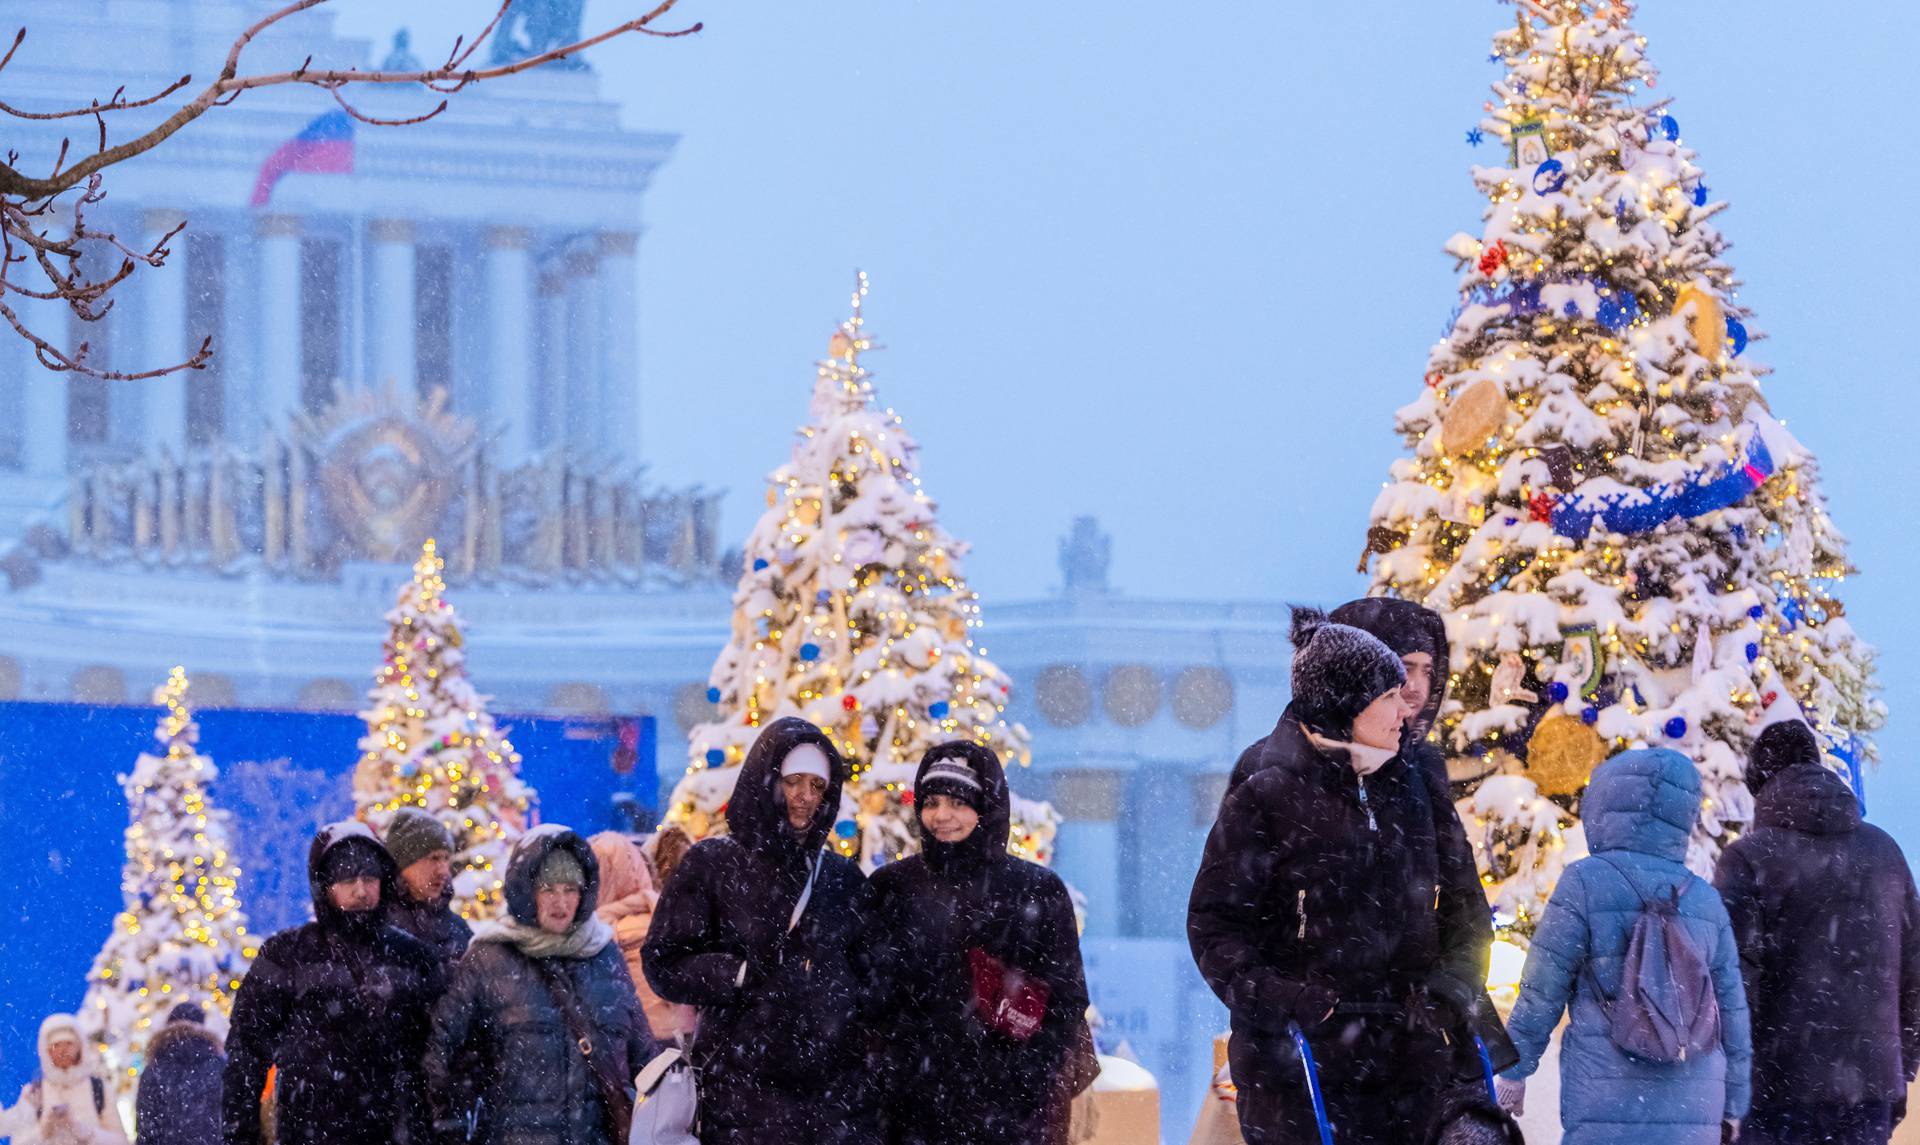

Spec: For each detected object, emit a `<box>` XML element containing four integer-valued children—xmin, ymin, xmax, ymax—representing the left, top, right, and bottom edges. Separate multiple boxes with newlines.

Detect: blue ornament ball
<box><xmin>816</xmin><ymin>589</ymin><xmax>832</xmax><ymax>604</ymax></box>
<box><xmin>1745</xmin><ymin>642</ymin><xmax>1760</xmax><ymax>662</ymax></box>
<box><xmin>929</xmin><ymin>701</ymin><xmax>950</xmax><ymax>719</ymax></box>
<box><xmin>1547</xmin><ymin>681</ymin><xmax>1571</xmax><ymax>704</ymax></box>
<box><xmin>1580</xmin><ymin>706</ymin><xmax>1600</xmax><ymax>725</ymax></box>
<box><xmin>799</xmin><ymin>642</ymin><xmax>821</xmax><ymax>661</ymax></box>
<box><xmin>1664</xmin><ymin>716</ymin><xmax>1688</xmax><ymax>739</ymax></box>
<box><xmin>1748</xmin><ymin>605</ymin><xmax>1765</xmax><ymax>620</ymax></box>
<box><xmin>705</xmin><ymin>748</ymin><xmax>725</xmax><ymax>766</ymax></box>
<box><xmin>834</xmin><ymin>820</ymin><xmax>858</xmax><ymax>839</ymax></box>
<box><xmin>752</xmin><ymin>558</ymin><xmax>769</xmax><ymax>572</ymax></box>
<box><xmin>1660</xmin><ymin>114</ymin><xmax>1681</xmax><ymax>141</ymax></box>
<box><xmin>1725</xmin><ymin>317</ymin><xmax>1749</xmax><ymax>357</ymax></box>
<box><xmin>705</xmin><ymin>686</ymin><xmax>721</xmax><ymax>703</ymax></box>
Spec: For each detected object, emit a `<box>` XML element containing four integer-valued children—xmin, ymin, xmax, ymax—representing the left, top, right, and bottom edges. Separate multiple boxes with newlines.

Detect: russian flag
<box><xmin>249</xmin><ymin>111</ymin><xmax>355</xmax><ymax>207</ymax></box>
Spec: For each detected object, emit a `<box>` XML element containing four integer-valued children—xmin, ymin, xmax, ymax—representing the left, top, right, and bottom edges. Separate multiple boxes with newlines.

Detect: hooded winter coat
<box><xmin>386</xmin><ymin>889</ymin><xmax>473</xmax><ymax>967</ymax></box>
<box><xmin>1190</xmin><ymin>707</ymin><xmax>1491</xmax><ymax>1144</ymax></box>
<box><xmin>426</xmin><ymin>825</ymin><xmax>654</xmax><ymax>1145</ymax></box>
<box><xmin>0</xmin><ymin>1013</ymin><xmax>128</xmax><ymax>1145</ymax></box>
<box><xmin>1502</xmin><ymin>749</ymin><xmax>1752</xmax><ymax>1145</ymax></box>
<box><xmin>221</xmin><ymin>822</ymin><xmax>445</xmax><ymax>1145</ymax></box>
<box><xmin>864</xmin><ymin>741</ymin><xmax>1094</xmax><ymax>1145</ymax></box>
<box><xmin>587</xmin><ymin>831</ymin><xmax>689</xmax><ymax>1041</ymax></box>
<box><xmin>642</xmin><ymin>718</ymin><xmax>877</xmax><ymax>1145</ymax></box>
<box><xmin>1715</xmin><ymin>760</ymin><xmax>1920</xmax><ymax>1109</ymax></box>
<box><xmin>135</xmin><ymin>1020</ymin><xmax>224</xmax><ymax>1145</ymax></box>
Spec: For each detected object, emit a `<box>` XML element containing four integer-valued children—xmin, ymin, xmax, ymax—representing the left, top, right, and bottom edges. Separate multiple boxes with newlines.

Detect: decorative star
<box><xmin>1467</xmin><ymin>127</ymin><xmax>1486</xmax><ymax>146</ymax></box>
<box><xmin>1514</xmin><ymin>79</ymin><xmax>1529</xmax><ymax>95</ymax></box>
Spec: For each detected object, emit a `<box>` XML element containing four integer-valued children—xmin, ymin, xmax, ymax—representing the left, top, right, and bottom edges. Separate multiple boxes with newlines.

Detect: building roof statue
<box><xmin>490</xmin><ymin>0</ymin><xmax>590</xmax><ymax>69</ymax></box>
<box><xmin>1058</xmin><ymin>515</ymin><xmax>1113</xmax><ymax>596</ymax></box>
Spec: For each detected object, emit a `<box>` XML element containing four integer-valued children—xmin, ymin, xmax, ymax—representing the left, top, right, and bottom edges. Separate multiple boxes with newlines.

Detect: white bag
<box><xmin>630</xmin><ymin>1045</ymin><xmax>699</xmax><ymax>1145</ymax></box>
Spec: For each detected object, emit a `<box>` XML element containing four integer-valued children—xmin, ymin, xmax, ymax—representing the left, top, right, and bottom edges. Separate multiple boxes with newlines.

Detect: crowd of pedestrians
<box><xmin>8</xmin><ymin>596</ymin><xmax>1917</xmax><ymax>1145</ymax></box>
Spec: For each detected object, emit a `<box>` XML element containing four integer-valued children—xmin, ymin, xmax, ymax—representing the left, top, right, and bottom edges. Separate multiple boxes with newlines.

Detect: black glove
<box><xmin>1291</xmin><ymin>981</ymin><xmax>1339</xmax><ymax>1029</ymax></box>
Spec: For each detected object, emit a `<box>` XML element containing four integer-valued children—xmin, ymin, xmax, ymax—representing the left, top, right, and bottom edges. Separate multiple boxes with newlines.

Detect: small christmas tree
<box><xmin>670</xmin><ymin>274</ymin><xmax>1057</xmax><ymax>869</ymax></box>
<box><xmin>1361</xmin><ymin>0</ymin><xmax>1883</xmax><ymax>935</ymax></box>
<box><xmin>353</xmin><ymin>539</ymin><xmax>534</xmax><ymax>920</ymax></box>
<box><xmin>80</xmin><ymin>667</ymin><xmax>256</xmax><ymax>1103</ymax></box>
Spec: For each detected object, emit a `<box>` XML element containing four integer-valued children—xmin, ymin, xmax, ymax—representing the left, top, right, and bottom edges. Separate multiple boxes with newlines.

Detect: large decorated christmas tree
<box><xmin>1360</xmin><ymin>0</ymin><xmax>1882</xmax><ymax>936</ymax></box>
<box><xmin>669</xmin><ymin>274</ymin><xmax>1058</xmax><ymax>869</ymax></box>
<box><xmin>80</xmin><ymin>668</ymin><xmax>255</xmax><ymax>1103</ymax></box>
<box><xmin>354</xmin><ymin>539</ymin><xmax>534</xmax><ymax>920</ymax></box>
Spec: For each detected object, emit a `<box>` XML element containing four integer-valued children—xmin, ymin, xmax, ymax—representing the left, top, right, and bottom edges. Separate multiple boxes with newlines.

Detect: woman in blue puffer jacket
<box><xmin>1498</xmin><ymin>748</ymin><xmax>1752</xmax><ymax>1144</ymax></box>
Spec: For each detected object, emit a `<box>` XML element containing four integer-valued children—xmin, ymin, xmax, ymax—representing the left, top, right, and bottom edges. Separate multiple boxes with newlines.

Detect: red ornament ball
<box><xmin>900</xmin><ymin>788</ymin><xmax>915</xmax><ymax>806</ymax></box>
<box><xmin>842</xmin><ymin>694</ymin><xmax>859</xmax><ymax>711</ymax></box>
<box><xmin>1477</xmin><ymin>240</ymin><xmax>1509</xmax><ymax>276</ymax></box>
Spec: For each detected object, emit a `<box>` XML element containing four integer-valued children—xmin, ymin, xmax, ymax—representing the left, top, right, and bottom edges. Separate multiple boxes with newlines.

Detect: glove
<box><xmin>1291</xmin><ymin>981</ymin><xmax>1339</xmax><ymax>1029</ymax></box>
<box><xmin>1494</xmin><ymin>1076</ymin><xmax>1525</xmax><ymax>1116</ymax></box>
<box><xmin>1722</xmin><ymin>1119</ymin><xmax>1739</xmax><ymax>1143</ymax></box>
<box><xmin>1895</xmin><ymin>1096</ymin><xmax>1908</xmax><ymax>1126</ymax></box>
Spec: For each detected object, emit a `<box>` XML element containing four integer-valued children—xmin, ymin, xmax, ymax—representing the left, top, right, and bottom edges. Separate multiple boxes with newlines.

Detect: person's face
<box><xmin>919</xmin><ymin>793</ymin><xmax>980</xmax><ymax>844</ymax></box>
<box><xmin>1351</xmin><ymin>689</ymin><xmax>1416</xmax><ymax>751</ymax></box>
<box><xmin>327</xmin><ymin>874</ymin><xmax>382</xmax><ymax>913</ymax></box>
<box><xmin>399</xmin><ymin>850</ymin><xmax>453</xmax><ymax>903</ymax></box>
<box><xmin>536</xmin><ymin>883</ymin><xmax>582</xmax><ymax>934</ymax></box>
<box><xmin>47</xmin><ymin>1036</ymin><xmax>81</xmax><ymax>1070</ymax></box>
<box><xmin>781</xmin><ymin>773</ymin><xmax>827</xmax><ymax>832</ymax></box>
<box><xmin>1400</xmin><ymin>651</ymin><xmax>1435</xmax><ymax>718</ymax></box>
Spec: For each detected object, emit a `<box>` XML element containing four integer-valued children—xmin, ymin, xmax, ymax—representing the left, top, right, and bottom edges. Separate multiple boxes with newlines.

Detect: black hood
<box><xmin>307</xmin><ymin>820</ymin><xmax>398</xmax><ymax>931</ymax></box>
<box><xmin>912</xmin><ymin>739</ymin><xmax>1012</xmax><ymax>873</ymax></box>
<box><xmin>1755</xmin><ymin>763</ymin><xmax>1862</xmax><ymax>837</ymax></box>
<box><xmin>1331</xmin><ymin>596</ymin><xmax>1451</xmax><ymax>735</ymax></box>
<box><xmin>501</xmin><ymin>824</ymin><xmax>602</xmax><ymax>928</ymax></box>
<box><xmin>729</xmin><ymin>717</ymin><xmax>847</xmax><ymax>868</ymax></box>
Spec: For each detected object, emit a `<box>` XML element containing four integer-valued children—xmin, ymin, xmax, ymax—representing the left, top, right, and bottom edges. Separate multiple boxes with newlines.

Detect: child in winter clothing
<box><xmin>0</xmin><ymin>1013</ymin><xmax>130</xmax><ymax>1145</ymax></box>
<box><xmin>1497</xmin><ymin>748</ymin><xmax>1752</xmax><ymax>1145</ymax></box>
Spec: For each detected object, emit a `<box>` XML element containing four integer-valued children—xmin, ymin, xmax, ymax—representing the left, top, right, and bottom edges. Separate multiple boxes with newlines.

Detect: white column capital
<box><xmin>368</xmin><ymin>217</ymin><xmax>415</xmax><ymax>244</ymax></box>
<box><xmin>255</xmin><ymin>213</ymin><xmax>302</xmax><ymax>239</ymax></box>
<box><xmin>597</xmin><ymin>231</ymin><xmax>638</xmax><ymax>257</ymax></box>
<box><xmin>486</xmin><ymin>225</ymin><xmax>535</xmax><ymax>250</ymax></box>
<box><xmin>142</xmin><ymin>208</ymin><xmax>188</xmax><ymax>234</ymax></box>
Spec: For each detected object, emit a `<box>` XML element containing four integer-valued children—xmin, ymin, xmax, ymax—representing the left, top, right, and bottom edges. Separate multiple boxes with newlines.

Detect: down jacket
<box><xmin>1502</xmin><ymin>749</ymin><xmax>1752</xmax><ymax>1145</ymax></box>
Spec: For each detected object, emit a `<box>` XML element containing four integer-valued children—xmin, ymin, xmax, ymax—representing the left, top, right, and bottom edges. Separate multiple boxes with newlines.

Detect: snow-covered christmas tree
<box><xmin>1361</xmin><ymin>0</ymin><xmax>1882</xmax><ymax>936</ymax></box>
<box><xmin>668</xmin><ymin>274</ymin><xmax>1058</xmax><ymax>870</ymax></box>
<box><xmin>354</xmin><ymin>539</ymin><xmax>534</xmax><ymax>920</ymax></box>
<box><xmin>81</xmin><ymin>667</ymin><xmax>256</xmax><ymax>1103</ymax></box>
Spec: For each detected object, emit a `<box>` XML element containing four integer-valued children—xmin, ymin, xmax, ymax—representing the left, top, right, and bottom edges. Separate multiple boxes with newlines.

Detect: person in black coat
<box><xmin>221</xmin><ymin>821</ymin><xmax>445</xmax><ymax>1145</ymax></box>
<box><xmin>136</xmin><ymin>1003</ymin><xmax>224</xmax><ymax>1145</ymax></box>
<box><xmin>865</xmin><ymin>740</ymin><xmax>1096</xmax><ymax>1145</ymax></box>
<box><xmin>1189</xmin><ymin>607</ymin><xmax>1492</xmax><ymax>1145</ymax></box>
<box><xmin>1715</xmin><ymin>718</ymin><xmax>1920</xmax><ymax>1145</ymax></box>
<box><xmin>382</xmin><ymin>807</ymin><xmax>473</xmax><ymax>966</ymax></box>
<box><xmin>642</xmin><ymin>717</ymin><xmax>878</xmax><ymax>1145</ymax></box>
<box><xmin>427</xmin><ymin>824</ymin><xmax>654</xmax><ymax>1145</ymax></box>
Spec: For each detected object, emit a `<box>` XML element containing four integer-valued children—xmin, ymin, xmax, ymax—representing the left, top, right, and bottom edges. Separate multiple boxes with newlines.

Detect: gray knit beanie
<box><xmin>384</xmin><ymin>807</ymin><xmax>454</xmax><ymax>872</ymax></box>
<box><xmin>537</xmin><ymin>848</ymin><xmax>587</xmax><ymax>888</ymax></box>
<box><xmin>1289</xmin><ymin>605</ymin><xmax>1407</xmax><ymax>737</ymax></box>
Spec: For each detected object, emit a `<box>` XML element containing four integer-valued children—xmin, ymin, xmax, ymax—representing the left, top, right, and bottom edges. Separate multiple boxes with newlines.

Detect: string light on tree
<box><xmin>352</xmin><ymin>538</ymin><xmax>534</xmax><ymax>920</ymax></box>
<box><xmin>1362</xmin><ymin>0</ymin><xmax>1883</xmax><ymax>938</ymax></box>
<box><xmin>79</xmin><ymin>667</ymin><xmax>256</xmax><ymax>1110</ymax></box>
<box><xmin>669</xmin><ymin>273</ymin><xmax>1058</xmax><ymax>870</ymax></box>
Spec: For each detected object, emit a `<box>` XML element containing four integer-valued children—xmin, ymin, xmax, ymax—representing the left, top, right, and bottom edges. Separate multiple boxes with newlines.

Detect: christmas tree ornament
<box><xmin>1491</xmin><ymin>652</ymin><xmax>1539</xmax><ymax>704</ymax></box>
<box><xmin>1673</xmin><ymin>283</ymin><xmax>1725</xmax><ymax>357</ymax></box>
<box><xmin>1525</xmin><ymin>714</ymin><xmax>1608</xmax><ymax>797</ymax></box>
<box><xmin>1441</xmin><ymin>380</ymin><xmax>1510</xmax><ymax>454</ymax></box>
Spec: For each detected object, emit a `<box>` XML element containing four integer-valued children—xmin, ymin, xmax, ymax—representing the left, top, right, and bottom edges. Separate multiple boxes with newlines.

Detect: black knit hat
<box><xmin>166</xmin><ymin>1002</ymin><xmax>207</xmax><ymax>1025</ymax></box>
<box><xmin>917</xmin><ymin>746</ymin><xmax>986</xmax><ymax>812</ymax></box>
<box><xmin>318</xmin><ymin>834</ymin><xmax>387</xmax><ymax>885</ymax></box>
<box><xmin>1288</xmin><ymin>605</ymin><xmax>1406</xmax><ymax>737</ymax></box>
<box><xmin>1747</xmin><ymin>719</ymin><xmax>1821</xmax><ymax>793</ymax></box>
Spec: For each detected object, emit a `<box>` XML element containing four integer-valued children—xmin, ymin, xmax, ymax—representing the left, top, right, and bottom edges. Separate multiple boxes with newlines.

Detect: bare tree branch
<box><xmin>0</xmin><ymin>0</ymin><xmax>699</xmax><ymax>379</ymax></box>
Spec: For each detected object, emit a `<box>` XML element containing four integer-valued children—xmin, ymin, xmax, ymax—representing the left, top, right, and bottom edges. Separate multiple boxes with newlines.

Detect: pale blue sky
<box><xmin>333</xmin><ymin>1</ymin><xmax>1920</xmax><ymax>844</ymax></box>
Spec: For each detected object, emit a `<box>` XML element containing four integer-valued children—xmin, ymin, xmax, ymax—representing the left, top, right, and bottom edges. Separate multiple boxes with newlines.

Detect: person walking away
<box><xmin>0</xmin><ymin>1013</ymin><xmax>129</xmax><ymax>1145</ymax></box>
<box><xmin>588</xmin><ymin>831</ymin><xmax>691</xmax><ymax>1042</ymax></box>
<box><xmin>428</xmin><ymin>825</ymin><xmax>653</xmax><ymax>1145</ymax></box>
<box><xmin>642</xmin><ymin>717</ymin><xmax>878</xmax><ymax>1145</ymax></box>
<box><xmin>1715</xmin><ymin>717</ymin><xmax>1920</xmax><ymax>1145</ymax></box>
<box><xmin>1496</xmin><ymin>748</ymin><xmax>1751</xmax><ymax>1144</ymax></box>
<box><xmin>134</xmin><ymin>1003</ymin><xmax>224</xmax><ymax>1145</ymax></box>
<box><xmin>220</xmin><ymin>821</ymin><xmax>444</xmax><ymax>1145</ymax></box>
<box><xmin>382</xmin><ymin>807</ymin><xmax>473</xmax><ymax>965</ymax></box>
<box><xmin>866</xmin><ymin>740</ymin><xmax>1096</xmax><ymax>1145</ymax></box>
<box><xmin>1188</xmin><ymin>606</ymin><xmax>1491</xmax><ymax>1145</ymax></box>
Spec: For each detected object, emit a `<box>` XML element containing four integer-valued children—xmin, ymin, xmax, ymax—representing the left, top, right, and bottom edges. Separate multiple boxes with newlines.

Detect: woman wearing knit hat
<box><xmin>865</xmin><ymin>740</ymin><xmax>1095</xmax><ymax>1145</ymax></box>
<box><xmin>642</xmin><ymin>717</ymin><xmax>879</xmax><ymax>1145</ymax></box>
<box><xmin>1188</xmin><ymin>606</ymin><xmax>1494</xmax><ymax>1145</ymax></box>
<box><xmin>426</xmin><ymin>825</ymin><xmax>654</xmax><ymax>1145</ymax></box>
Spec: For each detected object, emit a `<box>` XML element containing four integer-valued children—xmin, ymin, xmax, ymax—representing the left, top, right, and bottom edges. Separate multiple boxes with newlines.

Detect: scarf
<box><xmin>595</xmin><ymin>888</ymin><xmax>656</xmax><ymax>925</ymax></box>
<box><xmin>1305</xmin><ymin>729</ymin><xmax>1398</xmax><ymax>777</ymax></box>
<box><xmin>471</xmin><ymin>913</ymin><xmax>615</xmax><ymax>960</ymax></box>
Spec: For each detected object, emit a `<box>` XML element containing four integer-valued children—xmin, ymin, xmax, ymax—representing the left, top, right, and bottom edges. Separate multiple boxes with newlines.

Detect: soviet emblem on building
<box><xmin>300</xmin><ymin>384</ymin><xmax>478</xmax><ymax>565</ymax></box>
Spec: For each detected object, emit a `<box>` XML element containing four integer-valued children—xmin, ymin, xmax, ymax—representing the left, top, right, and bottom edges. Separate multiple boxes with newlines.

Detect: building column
<box><xmin>1051</xmin><ymin>768</ymin><xmax>1124</xmax><ymax>937</ymax></box>
<box><xmin>597</xmin><ymin>231</ymin><xmax>640</xmax><ymax>455</ymax></box>
<box><xmin>256</xmin><ymin>213</ymin><xmax>302</xmax><ymax>425</ymax></box>
<box><xmin>537</xmin><ymin>272</ymin><xmax>570</xmax><ymax>452</ymax></box>
<box><xmin>563</xmin><ymin>248</ymin><xmax>600</xmax><ymax>454</ymax></box>
<box><xmin>368</xmin><ymin>218</ymin><xmax>416</xmax><ymax>390</ymax></box>
<box><xmin>19</xmin><ymin>289</ymin><xmax>70</xmax><ymax>477</ymax></box>
<box><xmin>142</xmin><ymin>209</ymin><xmax>189</xmax><ymax>454</ymax></box>
<box><xmin>484</xmin><ymin>226</ymin><xmax>535</xmax><ymax>460</ymax></box>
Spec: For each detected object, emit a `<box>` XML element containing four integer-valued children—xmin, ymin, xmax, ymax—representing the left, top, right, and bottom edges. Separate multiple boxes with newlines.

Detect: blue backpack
<box><xmin>1584</xmin><ymin>854</ymin><xmax>1720</xmax><ymax>1063</ymax></box>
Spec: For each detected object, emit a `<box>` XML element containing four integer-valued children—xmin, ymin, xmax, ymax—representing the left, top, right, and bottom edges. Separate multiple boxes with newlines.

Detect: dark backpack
<box><xmin>1585</xmin><ymin>854</ymin><xmax>1720</xmax><ymax>1063</ymax></box>
<box><xmin>29</xmin><ymin>1075</ymin><xmax>107</xmax><ymax>1117</ymax></box>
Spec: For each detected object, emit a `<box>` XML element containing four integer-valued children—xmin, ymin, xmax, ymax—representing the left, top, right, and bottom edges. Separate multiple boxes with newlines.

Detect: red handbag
<box><xmin>968</xmin><ymin>946</ymin><xmax>1050</xmax><ymax>1041</ymax></box>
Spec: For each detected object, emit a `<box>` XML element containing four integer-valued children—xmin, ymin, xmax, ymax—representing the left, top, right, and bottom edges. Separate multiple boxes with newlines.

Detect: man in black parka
<box><xmin>221</xmin><ymin>821</ymin><xmax>444</xmax><ymax>1145</ymax></box>
<box><xmin>1716</xmin><ymin>718</ymin><xmax>1920</xmax><ymax>1145</ymax></box>
<box><xmin>382</xmin><ymin>806</ymin><xmax>473</xmax><ymax>966</ymax></box>
<box><xmin>1190</xmin><ymin>606</ymin><xmax>1493</xmax><ymax>1145</ymax></box>
<box><xmin>642</xmin><ymin>717</ymin><xmax>878</xmax><ymax>1145</ymax></box>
